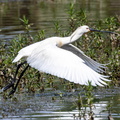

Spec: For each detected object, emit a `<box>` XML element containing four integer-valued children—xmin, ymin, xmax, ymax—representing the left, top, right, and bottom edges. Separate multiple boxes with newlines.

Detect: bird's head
<box><xmin>79</xmin><ymin>25</ymin><xmax>117</xmax><ymax>34</ymax></box>
<box><xmin>79</xmin><ymin>25</ymin><xmax>90</xmax><ymax>33</ymax></box>
<box><xmin>70</xmin><ymin>25</ymin><xmax>90</xmax><ymax>41</ymax></box>
<box><xmin>70</xmin><ymin>25</ymin><xmax>117</xmax><ymax>43</ymax></box>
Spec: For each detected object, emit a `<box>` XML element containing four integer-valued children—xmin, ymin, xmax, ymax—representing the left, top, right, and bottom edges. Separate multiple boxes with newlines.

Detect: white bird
<box><xmin>12</xmin><ymin>25</ymin><xmax>112</xmax><ymax>87</ymax></box>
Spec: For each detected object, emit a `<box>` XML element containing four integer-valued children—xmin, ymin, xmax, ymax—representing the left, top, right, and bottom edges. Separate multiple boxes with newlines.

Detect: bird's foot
<box><xmin>8</xmin><ymin>89</ymin><xmax>16</xmax><ymax>96</ymax></box>
<box><xmin>0</xmin><ymin>82</ymin><xmax>16</xmax><ymax>97</ymax></box>
<box><xmin>1</xmin><ymin>82</ymin><xmax>14</xmax><ymax>92</ymax></box>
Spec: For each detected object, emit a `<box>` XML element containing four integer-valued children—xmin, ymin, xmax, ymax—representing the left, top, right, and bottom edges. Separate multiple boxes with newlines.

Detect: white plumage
<box><xmin>13</xmin><ymin>25</ymin><xmax>110</xmax><ymax>86</ymax></box>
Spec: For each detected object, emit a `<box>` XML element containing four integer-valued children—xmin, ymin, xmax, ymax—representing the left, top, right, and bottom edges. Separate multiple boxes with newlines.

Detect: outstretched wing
<box><xmin>27</xmin><ymin>44</ymin><xmax>109</xmax><ymax>86</ymax></box>
<box><xmin>62</xmin><ymin>44</ymin><xmax>107</xmax><ymax>73</ymax></box>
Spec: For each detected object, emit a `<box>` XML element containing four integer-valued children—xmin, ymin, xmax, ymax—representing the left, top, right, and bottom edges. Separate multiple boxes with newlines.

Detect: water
<box><xmin>0</xmin><ymin>88</ymin><xmax>120</xmax><ymax>120</ymax></box>
<box><xmin>0</xmin><ymin>0</ymin><xmax>120</xmax><ymax>119</ymax></box>
<box><xmin>0</xmin><ymin>0</ymin><xmax>120</xmax><ymax>41</ymax></box>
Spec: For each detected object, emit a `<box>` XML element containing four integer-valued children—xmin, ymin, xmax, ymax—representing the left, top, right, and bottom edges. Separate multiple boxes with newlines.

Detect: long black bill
<box><xmin>89</xmin><ymin>28</ymin><xmax>117</xmax><ymax>34</ymax></box>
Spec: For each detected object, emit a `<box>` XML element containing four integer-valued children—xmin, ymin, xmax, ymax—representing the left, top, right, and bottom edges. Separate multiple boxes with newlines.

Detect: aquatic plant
<box><xmin>53</xmin><ymin>20</ymin><xmax>62</xmax><ymax>35</ymax></box>
<box><xmin>19</xmin><ymin>15</ymin><xmax>33</xmax><ymax>41</ymax></box>
<box><xmin>71</xmin><ymin>81</ymin><xmax>95</xmax><ymax>119</ymax></box>
<box><xmin>67</xmin><ymin>3</ymin><xmax>88</xmax><ymax>32</ymax></box>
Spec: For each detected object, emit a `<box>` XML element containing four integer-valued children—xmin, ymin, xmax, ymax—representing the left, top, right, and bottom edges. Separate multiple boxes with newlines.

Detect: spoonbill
<box><xmin>2</xmin><ymin>25</ymin><xmax>115</xmax><ymax>95</ymax></box>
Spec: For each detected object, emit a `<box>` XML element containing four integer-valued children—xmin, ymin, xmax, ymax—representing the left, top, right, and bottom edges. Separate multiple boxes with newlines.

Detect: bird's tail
<box><xmin>12</xmin><ymin>54</ymin><xmax>22</xmax><ymax>63</ymax></box>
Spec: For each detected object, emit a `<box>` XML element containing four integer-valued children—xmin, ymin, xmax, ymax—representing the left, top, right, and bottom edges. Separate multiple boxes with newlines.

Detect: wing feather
<box><xmin>62</xmin><ymin>44</ymin><xmax>107</xmax><ymax>73</ymax></box>
<box><xmin>27</xmin><ymin>44</ymin><xmax>109</xmax><ymax>86</ymax></box>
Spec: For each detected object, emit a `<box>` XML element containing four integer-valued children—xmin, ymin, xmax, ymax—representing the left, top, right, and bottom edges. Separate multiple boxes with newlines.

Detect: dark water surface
<box><xmin>0</xmin><ymin>0</ymin><xmax>120</xmax><ymax>119</ymax></box>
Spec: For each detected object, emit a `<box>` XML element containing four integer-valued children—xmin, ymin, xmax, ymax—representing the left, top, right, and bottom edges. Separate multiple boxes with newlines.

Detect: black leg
<box><xmin>8</xmin><ymin>64</ymin><xmax>29</xmax><ymax>96</ymax></box>
<box><xmin>13</xmin><ymin>61</ymin><xmax>27</xmax><ymax>83</ymax></box>
<box><xmin>2</xmin><ymin>61</ymin><xmax>27</xmax><ymax>92</ymax></box>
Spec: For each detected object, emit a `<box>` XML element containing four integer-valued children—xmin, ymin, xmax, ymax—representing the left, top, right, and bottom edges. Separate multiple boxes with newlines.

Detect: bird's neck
<box><xmin>60</xmin><ymin>35</ymin><xmax>82</xmax><ymax>46</ymax></box>
<box><xmin>60</xmin><ymin>28</ymin><xmax>83</xmax><ymax>46</ymax></box>
<box><xmin>70</xmin><ymin>28</ymin><xmax>83</xmax><ymax>43</ymax></box>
